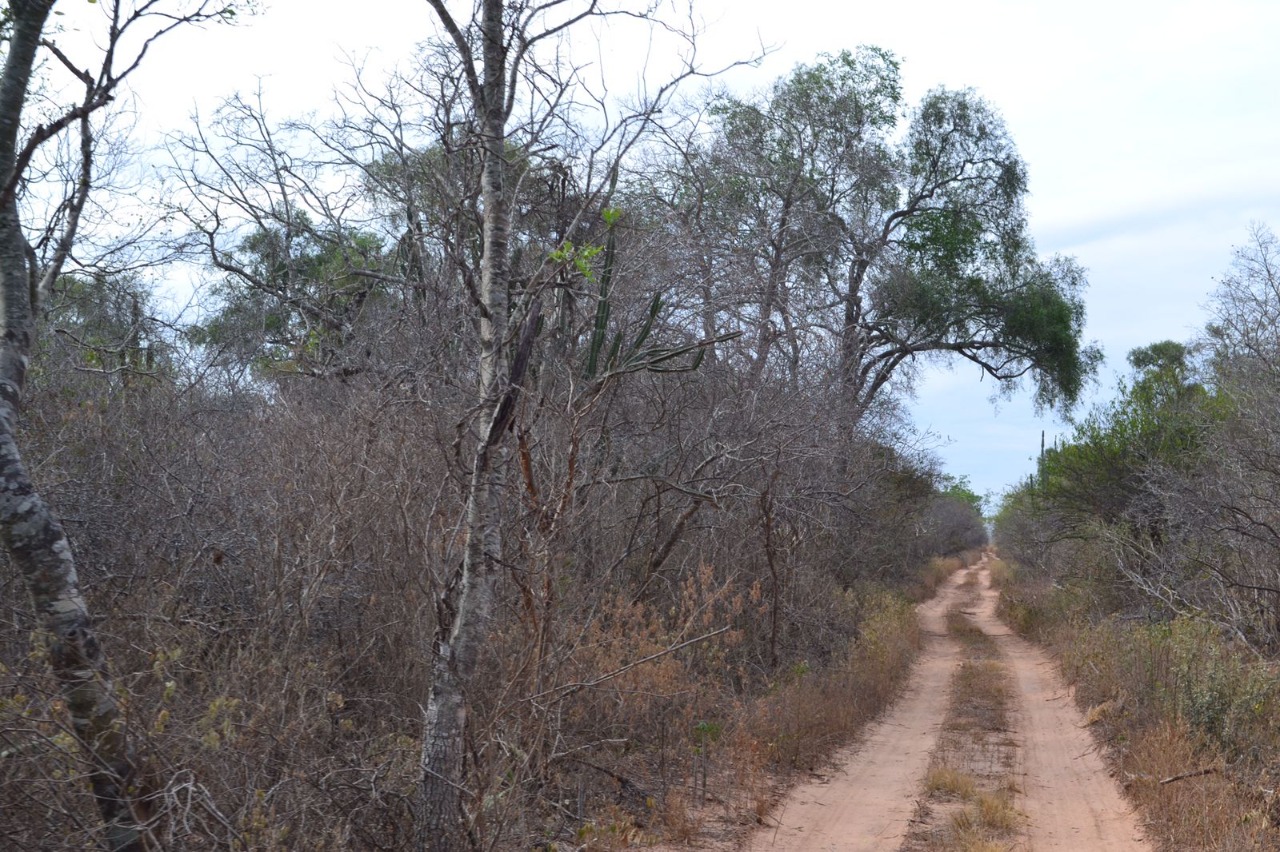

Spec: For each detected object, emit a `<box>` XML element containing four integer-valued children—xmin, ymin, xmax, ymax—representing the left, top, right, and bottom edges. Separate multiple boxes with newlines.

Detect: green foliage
<box><xmin>901</xmin><ymin>209</ymin><xmax>986</xmax><ymax>278</ymax></box>
<box><xmin>939</xmin><ymin>474</ymin><xmax>984</xmax><ymax>515</ymax></box>
<box><xmin>42</xmin><ymin>273</ymin><xmax>170</xmax><ymax>381</ymax></box>
<box><xmin>1057</xmin><ymin>616</ymin><xmax>1279</xmax><ymax>759</ymax></box>
<box><xmin>711</xmin><ymin>46</ymin><xmax>902</xmax><ymax>167</ymax></box>
<box><xmin>691</xmin><ymin>47</ymin><xmax>1097</xmax><ymax>414</ymax></box>
<box><xmin>579</xmin><ymin>204</ymin><xmax>712</xmax><ymax>384</ymax></box>
<box><xmin>997</xmin><ymin>545</ymin><xmax>1280</xmax><ymax>848</ymax></box>
<box><xmin>1019</xmin><ymin>339</ymin><xmax>1220</xmax><ymax>530</ymax></box>
<box><xmin>548</xmin><ymin>240</ymin><xmax>603</xmax><ymax>280</ymax></box>
<box><xmin>190</xmin><ymin>216</ymin><xmax>388</xmax><ymax>375</ymax></box>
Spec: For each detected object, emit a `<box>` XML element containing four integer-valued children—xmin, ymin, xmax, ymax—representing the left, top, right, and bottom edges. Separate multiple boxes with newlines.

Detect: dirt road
<box><xmin>744</xmin><ymin>556</ymin><xmax>1152</xmax><ymax>851</ymax></box>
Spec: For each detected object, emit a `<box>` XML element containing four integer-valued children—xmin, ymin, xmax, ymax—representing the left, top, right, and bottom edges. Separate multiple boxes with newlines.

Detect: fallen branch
<box><xmin>1159</xmin><ymin>767</ymin><xmax>1218</xmax><ymax>785</ymax></box>
<box><xmin>558</xmin><ymin>755</ymin><xmax>651</xmax><ymax>802</ymax></box>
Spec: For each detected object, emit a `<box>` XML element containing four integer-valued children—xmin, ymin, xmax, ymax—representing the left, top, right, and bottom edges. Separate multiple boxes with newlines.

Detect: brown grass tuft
<box><xmin>926</xmin><ymin>764</ymin><xmax>977</xmax><ymax>799</ymax></box>
<box><xmin>1121</xmin><ymin>720</ymin><xmax>1270</xmax><ymax>850</ymax></box>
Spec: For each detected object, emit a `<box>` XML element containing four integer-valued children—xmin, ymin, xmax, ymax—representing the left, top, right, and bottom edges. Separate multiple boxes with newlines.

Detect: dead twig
<box><xmin>526</xmin><ymin>626</ymin><xmax>731</xmax><ymax>704</ymax></box>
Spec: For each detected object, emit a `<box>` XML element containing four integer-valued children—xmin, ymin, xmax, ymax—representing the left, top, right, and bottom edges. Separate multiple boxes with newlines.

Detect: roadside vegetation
<box><xmin>994</xmin><ymin>225</ymin><xmax>1280</xmax><ymax>851</ymax></box>
<box><xmin>4</xmin><ymin>4</ymin><xmax>1049</xmax><ymax>845</ymax></box>
<box><xmin>17</xmin><ymin>1</ymin><xmax>1280</xmax><ymax>840</ymax></box>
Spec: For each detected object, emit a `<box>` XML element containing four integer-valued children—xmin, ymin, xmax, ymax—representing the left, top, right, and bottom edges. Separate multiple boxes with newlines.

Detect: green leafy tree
<box><xmin>939</xmin><ymin>473</ymin><xmax>985</xmax><ymax>516</ymax></box>
<box><xmin>1036</xmin><ymin>341</ymin><xmax>1215</xmax><ymax>532</ymax></box>
<box><xmin>43</xmin><ymin>273</ymin><xmax>171</xmax><ymax>382</ymax></box>
<box><xmin>668</xmin><ymin>48</ymin><xmax>1100</xmax><ymax>415</ymax></box>
<box><xmin>193</xmin><ymin>216</ymin><xmax>389</xmax><ymax>377</ymax></box>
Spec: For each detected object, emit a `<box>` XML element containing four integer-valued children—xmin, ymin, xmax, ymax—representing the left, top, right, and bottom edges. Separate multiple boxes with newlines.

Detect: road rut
<box><xmin>745</xmin><ymin>556</ymin><xmax>1151</xmax><ymax>851</ymax></box>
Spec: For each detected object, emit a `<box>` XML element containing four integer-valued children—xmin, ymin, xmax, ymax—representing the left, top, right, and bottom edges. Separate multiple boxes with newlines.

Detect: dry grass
<box><xmin>732</xmin><ymin>591</ymin><xmax>921</xmax><ymax>774</ymax></box>
<box><xmin>948</xmin><ymin>660</ymin><xmax>1009</xmax><ymax>733</ymax></box>
<box><xmin>911</xmin><ymin>556</ymin><xmax>964</xmax><ymax>602</ymax></box>
<box><xmin>913</xmin><ymin>768</ymin><xmax>1022</xmax><ymax>852</ymax></box>
<box><xmin>952</xmin><ymin>797</ymin><xmax>1019</xmax><ymax>843</ymax></box>
<box><xmin>1120</xmin><ymin>721</ymin><xmax>1272</xmax><ymax>850</ymax></box>
<box><xmin>973</xmin><ymin>789</ymin><xmax>1020</xmax><ymax>831</ymax></box>
<box><xmin>945</xmin><ymin>609</ymin><xmax>1009</xmax><ymax>738</ymax></box>
<box><xmin>904</xmin><ymin>607</ymin><xmax>1022</xmax><ymax>852</ymax></box>
<box><xmin>655</xmin><ymin>790</ymin><xmax>702</xmax><ymax>843</ymax></box>
<box><xmin>652</xmin><ymin>590</ymin><xmax>925</xmax><ymax>844</ymax></box>
<box><xmin>1083</xmin><ymin>698</ymin><xmax>1122</xmax><ymax>727</ymax></box>
<box><xmin>950</xmin><ymin>829</ymin><xmax>1016</xmax><ymax>852</ymax></box>
<box><xmin>986</xmin><ymin>557</ymin><xmax>1013</xmax><ymax>590</ymax></box>
<box><xmin>946</xmin><ymin>608</ymin><xmax>993</xmax><ymax>647</ymax></box>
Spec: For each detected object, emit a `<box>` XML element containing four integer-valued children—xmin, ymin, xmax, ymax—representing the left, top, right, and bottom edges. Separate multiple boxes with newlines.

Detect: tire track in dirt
<box><xmin>900</xmin><ymin>584</ymin><xmax>1021</xmax><ymax>850</ymax></box>
<box><xmin>969</xmin><ymin>564</ymin><xmax>1151</xmax><ymax>850</ymax></box>
<box><xmin>743</xmin><ymin>556</ymin><xmax>1152</xmax><ymax>851</ymax></box>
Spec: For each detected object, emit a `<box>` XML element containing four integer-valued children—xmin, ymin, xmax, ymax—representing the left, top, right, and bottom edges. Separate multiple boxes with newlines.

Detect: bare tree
<box><xmin>407</xmin><ymin>3</ymin><xmax>746</xmax><ymax>845</ymax></box>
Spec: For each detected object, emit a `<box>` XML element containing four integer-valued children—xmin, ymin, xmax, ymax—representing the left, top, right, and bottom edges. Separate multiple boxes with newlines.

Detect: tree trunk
<box><xmin>417</xmin><ymin>432</ymin><xmax>503</xmax><ymax>850</ymax></box>
<box><xmin>417</xmin><ymin>311</ymin><xmax>542</xmax><ymax>847</ymax></box>
<box><xmin>416</xmin><ymin>0</ymin><xmax>517</xmax><ymax>846</ymax></box>
<box><xmin>0</xmin><ymin>4</ymin><xmax>145</xmax><ymax>850</ymax></box>
<box><xmin>0</xmin><ymin>391</ymin><xmax>144</xmax><ymax>852</ymax></box>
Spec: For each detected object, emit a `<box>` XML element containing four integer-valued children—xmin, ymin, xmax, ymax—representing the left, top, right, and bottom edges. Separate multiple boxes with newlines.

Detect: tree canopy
<box><xmin>660</xmin><ymin>49</ymin><xmax>1100</xmax><ymax>417</ymax></box>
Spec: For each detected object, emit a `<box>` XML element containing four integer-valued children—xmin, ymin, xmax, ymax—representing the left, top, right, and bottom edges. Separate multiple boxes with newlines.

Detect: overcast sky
<box><xmin>54</xmin><ymin>0</ymin><xmax>1280</xmax><ymax>504</ymax></box>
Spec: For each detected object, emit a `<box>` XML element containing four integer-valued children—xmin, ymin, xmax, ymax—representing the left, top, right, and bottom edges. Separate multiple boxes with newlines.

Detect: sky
<box><xmin>50</xmin><ymin>0</ymin><xmax>1280</xmax><ymax>504</ymax></box>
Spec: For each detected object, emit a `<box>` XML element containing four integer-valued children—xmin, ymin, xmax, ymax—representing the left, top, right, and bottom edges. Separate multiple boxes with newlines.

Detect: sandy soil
<box><xmin>738</xmin><ymin>556</ymin><xmax>1152</xmax><ymax>852</ymax></box>
<box><xmin>968</xmin><ymin>563</ymin><xmax>1151</xmax><ymax>850</ymax></box>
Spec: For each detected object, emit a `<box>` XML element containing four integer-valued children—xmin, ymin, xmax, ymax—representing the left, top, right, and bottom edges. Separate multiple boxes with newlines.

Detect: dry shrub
<box><xmin>1</xmin><ymin>381</ymin><xmax>436</xmax><ymax>849</ymax></box>
<box><xmin>1123</xmin><ymin>721</ymin><xmax>1271</xmax><ymax>850</ymax></box>
<box><xmin>910</xmin><ymin>556</ymin><xmax>963</xmax><ymax>602</ymax></box>
<box><xmin>985</xmin><ymin>557</ymin><xmax>1013</xmax><ymax>589</ymax></box>
<box><xmin>654</xmin><ymin>789</ymin><xmax>701</xmax><ymax>843</ymax></box>
<box><xmin>2</xmin><ymin>295</ymin><xmax>955</xmax><ymax>847</ymax></box>
<box><xmin>995</xmin><ymin>567</ymin><xmax>1087</xmax><ymax>643</ymax></box>
<box><xmin>1058</xmin><ymin>618</ymin><xmax>1279</xmax><ymax>759</ymax></box>
<box><xmin>730</xmin><ymin>590</ymin><xmax>919</xmax><ymax>773</ymax></box>
<box><xmin>1060</xmin><ymin>620</ymin><xmax>1280</xmax><ymax>849</ymax></box>
<box><xmin>573</xmin><ymin>803</ymin><xmax>655</xmax><ymax>850</ymax></box>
